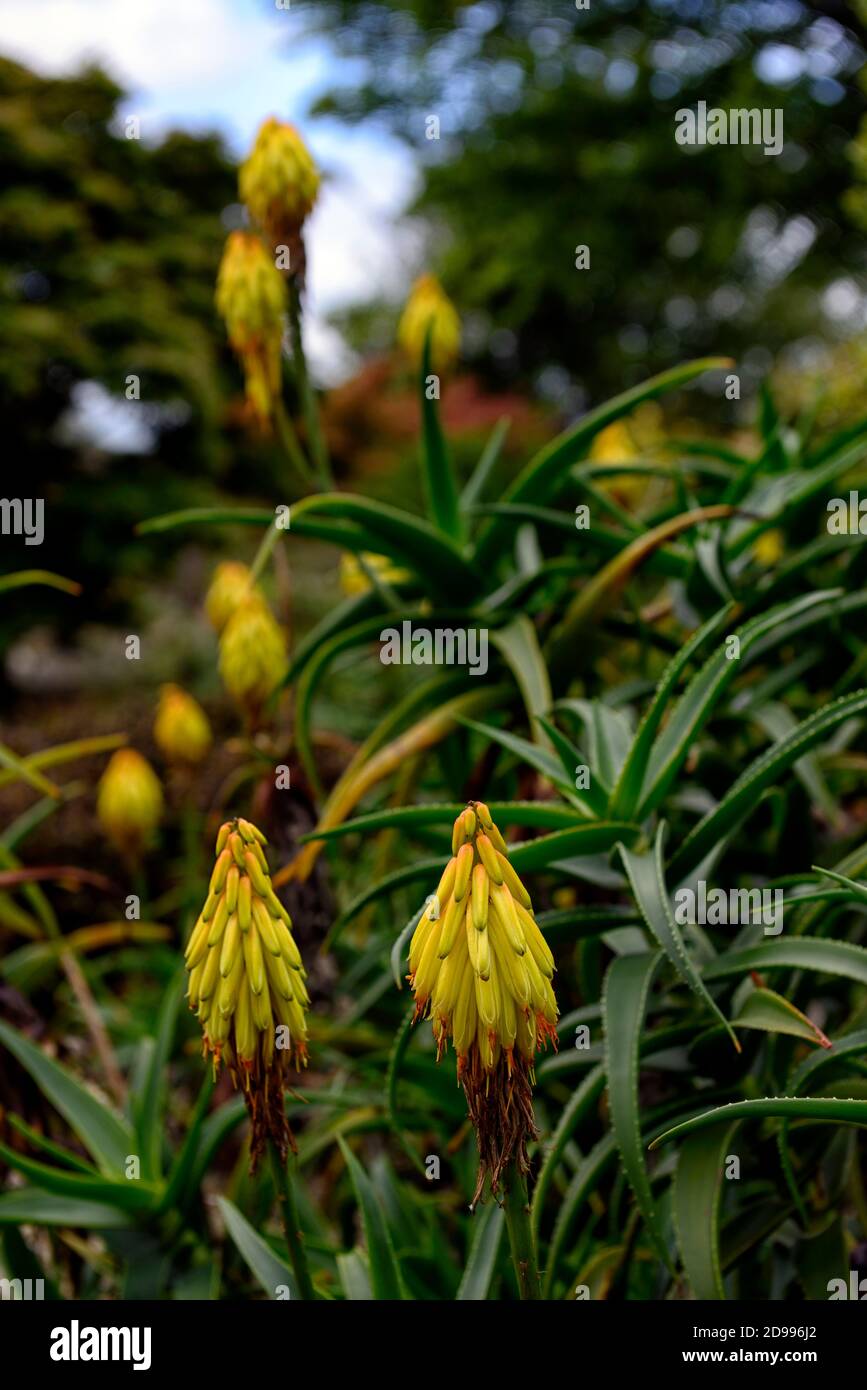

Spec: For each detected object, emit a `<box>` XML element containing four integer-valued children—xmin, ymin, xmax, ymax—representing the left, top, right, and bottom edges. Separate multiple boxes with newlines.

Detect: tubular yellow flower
<box><xmin>215</xmin><ymin>230</ymin><xmax>286</xmax><ymax>427</ymax></box>
<box><xmin>397</xmin><ymin>274</ymin><xmax>460</xmax><ymax>374</ymax></box>
<box><xmin>218</xmin><ymin>595</ymin><xmax>287</xmax><ymax>725</ymax></box>
<box><xmin>96</xmin><ymin>749</ymin><xmax>163</xmax><ymax>860</ymax></box>
<box><xmin>409</xmin><ymin>802</ymin><xmax>558</xmax><ymax>1202</ymax></box>
<box><xmin>205</xmin><ymin>561</ymin><xmax>258</xmax><ymax>633</ymax></box>
<box><xmin>239</xmin><ymin>117</ymin><xmax>320</xmax><ymax>249</ymax></box>
<box><xmin>186</xmin><ymin>817</ymin><xmax>308</xmax><ymax>1166</ymax></box>
<box><xmin>154</xmin><ymin>684</ymin><xmax>212</xmax><ymax>766</ymax></box>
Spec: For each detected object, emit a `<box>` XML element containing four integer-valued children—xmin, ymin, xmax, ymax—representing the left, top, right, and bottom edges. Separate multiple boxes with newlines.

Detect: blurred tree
<box><xmin>0</xmin><ymin>56</ymin><xmax>271</xmax><ymax>630</ymax></box>
<box><xmin>309</xmin><ymin>0</ymin><xmax>867</xmax><ymax>408</ymax></box>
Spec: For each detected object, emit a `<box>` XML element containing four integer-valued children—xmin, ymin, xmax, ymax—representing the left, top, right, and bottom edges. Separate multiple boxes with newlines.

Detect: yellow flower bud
<box><xmin>205</xmin><ymin>561</ymin><xmax>257</xmax><ymax>633</ymax></box>
<box><xmin>753</xmin><ymin>528</ymin><xmax>785</xmax><ymax>567</ymax></box>
<box><xmin>397</xmin><ymin>274</ymin><xmax>460</xmax><ymax>374</ymax></box>
<box><xmin>96</xmin><ymin>749</ymin><xmax>163</xmax><ymax>860</ymax></box>
<box><xmin>408</xmin><ymin>802</ymin><xmax>557</xmax><ymax>1202</ymax></box>
<box><xmin>186</xmin><ymin>817</ymin><xmax>308</xmax><ymax>1167</ymax></box>
<box><xmin>218</xmin><ymin>596</ymin><xmax>287</xmax><ymax>724</ymax></box>
<box><xmin>154</xmin><ymin>685</ymin><xmax>212</xmax><ymax>766</ymax></box>
<box><xmin>239</xmin><ymin>117</ymin><xmax>320</xmax><ymax>247</ymax></box>
<box><xmin>215</xmin><ymin>231</ymin><xmax>286</xmax><ymax>427</ymax></box>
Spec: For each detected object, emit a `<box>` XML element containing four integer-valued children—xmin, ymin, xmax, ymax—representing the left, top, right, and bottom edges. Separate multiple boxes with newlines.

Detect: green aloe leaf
<box><xmin>135</xmin><ymin>970</ymin><xmax>184</xmax><ymax>1182</ymax></box>
<box><xmin>811</xmin><ymin>865</ymin><xmax>867</xmax><ymax>904</ymax></box>
<box><xmin>461</xmin><ymin>417</ymin><xmax>510</xmax><ymax>512</ymax></box>
<box><xmin>618</xmin><ymin>828</ymin><xmax>739</xmax><ymax>1048</ymax></box>
<box><xmin>703</xmin><ymin>937</ymin><xmax>867</xmax><ymax>989</ymax></box>
<box><xmin>337</xmin><ymin>1249</ymin><xmax>373</xmax><ymax>1300</ymax></box>
<box><xmin>217</xmin><ymin>1195</ymin><xmax>297</xmax><ymax>1299</ymax></box>
<box><xmin>490</xmin><ymin>616</ymin><xmax>552</xmax><ymax>745</ymax></box>
<box><xmin>652</xmin><ymin>1098</ymin><xmax>867</xmax><ymax>1149</ymax></box>
<box><xmin>603</xmin><ymin>951</ymin><xmax>675</xmax><ymax>1273</ymax></box>
<box><xmin>474</xmin><ymin>357</ymin><xmax>730</xmax><ymax>567</ymax></box>
<box><xmin>551</xmin><ymin>504</ymin><xmax>735</xmax><ymax>650</ymax></box>
<box><xmin>291</xmin><ymin>493</ymin><xmax>477</xmax><ymax>599</ymax></box>
<box><xmin>0</xmin><ymin>570</ymin><xmax>81</xmax><ymax>596</ymax></box>
<box><xmin>300</xmin><ymin>800</ymin><xmax>584</xmax><ymax>843</ymax></box>
<box><xmin>669</xmin><ymin>688</ymin><xmax>867</xmax><ymax>880</ymax></box>
<box><xmin>638</xmin><ymin>590</ymin><xmax>841</xmax><ymax>820</ymax></box>
<box><xmin>555</xmin><ymin>698</ymin><xmax>634</xmax><ymax>792</ymax></box>
<box><xmin>338</xmin><ymin>1138</ymin><xmax>406</xmax><ymax>1300</ymax></box>
<box><xmin>0</xmin><ymin>1141</ymin><xmax>158</xmax><ymax>1214</ymax></box>
<box><xmin>0</xmin><ymin>1019</ymin><xmax>133</xmax><ymax>1177</ymax></box>
<box><xmin>456</xmin><ymin>1202</ymin><xmax>505</xmax><ymax>1300</ymax></box>
<box><xmin>608</xmin><ymin>602</ymin><xmax>735</xmax><ymax>820</ymax></box>
<box><xmin>282</xmin><ymin>591</ymin><xmax>381</xmax><ymax>688</ymax></box>
<box><xmin>510</xmin><ymin>821</ymin><xmax>639</xmax><ymax>872</ymax></box>
<box><xmin>459</xmin><ymin>717</ymin><xmax>575</xmax><ymax>792</ymax></box>
<box><xmin>789</xmin><ymin>1029</ymin><xmax>867</xmax><ymax>1094</ymax></box>
<box><xmin>0</xmin><ymin>1189</ymin><xmax>129</xmax><ymax>1228</ymax></box>
<box><xmin>531</xmin><ymin>1064</ymin><xmax>605</xmax><ymax>1241</ymax></box>
<box><xmin>732</xmin><ymin>987</ymin><xmax>831</xmax><ymax>1047</ymax></box>
<box><xmin>674</xmin><ymin>1123</ymin><xmax>739</xmax><ymax>1299</ymax></box>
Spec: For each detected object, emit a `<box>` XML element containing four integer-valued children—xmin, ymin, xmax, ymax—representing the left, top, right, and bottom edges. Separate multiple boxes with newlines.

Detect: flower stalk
<box><xmin>268</xmin><ymin>1139</ymin><xmax>315</xmax><ymax>1300</ymax></box>
<box><xmin>502</xmin><ymin>1161</ymin><xmax>542</xmax><ymax>1301</ymax></box>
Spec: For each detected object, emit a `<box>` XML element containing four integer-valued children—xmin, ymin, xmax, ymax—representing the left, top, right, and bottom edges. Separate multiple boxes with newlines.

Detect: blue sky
<box><xmin>4</xmin><ymin>0</ymin><xmax>421</xmax><ymax>380</ymax></box>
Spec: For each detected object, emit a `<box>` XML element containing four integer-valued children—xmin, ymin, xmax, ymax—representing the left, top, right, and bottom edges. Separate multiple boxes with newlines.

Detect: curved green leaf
<box><xmin>0</xmin><ymin>1020</ymin><xmax>133</xmax><ymax>1177</ymax></box>
<box><xmin>474</xmin><ymin>357</ymin><xmax>731</xmax><ymax>567</ymax></box>
<box><xmin>653</xmin><ymin>1097</ymin><xmax>867</xmax><ymax>1149</ymax></box>
<box><xmin>703</xmin><ymin>937</ymin><xmax>867</xmax><ymax>989</ymax></box>
<box><xmin>456</xmin><ymin>1202</ymin><xmax>505</xmax><ymax>1300</ymax></box>
<box><xmin>337</xmin><ymin>1138</ymin><xmax>406</xmax><ymax>1300</ymax></box>
<box><xmin>673</xmin><ymin>1122</ymin><xmax>738</xmax><ymax>1299</ymax></box>
<box><xmin>669</xmin><ymin>688</ymin><xmax>867</xmax><ymax>880</ymax></box>
<box><xmin>217</xmin><ymin>1195</ymin><xmax>296</xmax><ymax>1299</ymax></box>
<box><xmin>618</xmin><ymin>828</ymin><xmax>739</xmax><ymax>1047</ymax></box>
<box><xmin>603</xmin><ymin>951</ymin><xmax>674</xmax><ymax>1272</ymax></box>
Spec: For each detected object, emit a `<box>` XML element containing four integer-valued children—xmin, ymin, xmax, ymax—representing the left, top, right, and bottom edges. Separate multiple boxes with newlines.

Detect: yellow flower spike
<box><xmin>206</xmin><ymin>562</ymin><xmax>258</xmax><ymax>634</ymax></box>
<box><xmin>96</xmin><ymin>749</ymin><xmax>163</xmax><ymax>862</ymax></box>
<box><xmin>397</xmin><ymin>273</ymin><xmax>460</xmax><ymax>374</ymax></box>
<box><xmin>407</xmin><ymin>801</ymin><xmax>559</xmax><ymax>1204</ymax></box>
<box><xmin>215</xmin><ymin>231</ymin><xmax>287</xmax><ymax>429</ymax></box>
<box><xmin>153</xmin><ymin>684</ymin><xmax>212</xmax><ymax>767</ymax></box>
<box><xmin>239</xmin><ymin>117</ymin><xmax>320</xmax><ymax>249</ymax></box>
<box><xmin>185</xmin><ymin>816</ymin><xmax>309</xmax><ymax>1169</ymax></box>
<box><xmin>218</xmin><ymin>596</ymin><xmax>287</xmax><ymax>728</ymax></box>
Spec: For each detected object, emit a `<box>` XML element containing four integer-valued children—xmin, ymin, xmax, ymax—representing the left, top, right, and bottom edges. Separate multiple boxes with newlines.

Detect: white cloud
<box><xmin>2</xmin><ymin>0</ymin><xmax>282</xmax><ymax>91</ymax></box>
